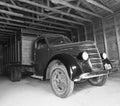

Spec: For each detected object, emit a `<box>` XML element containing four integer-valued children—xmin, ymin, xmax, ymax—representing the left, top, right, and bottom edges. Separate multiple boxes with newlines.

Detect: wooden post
<box><xmin>20</xmin><ymin>30</ymin><xmax>22</xmax><ymax>64</ymax></box>
<box><xmin>84</xmin><ymin>26</ymin><xmax>87</xmax><ymax>41</ymax></box>
<box><xmin>102</xmin><ymin>19</ymin><xmax>108</xmax><ymax>56</ymax></box>
<box><xmin>77</xmin><ymin>28</ymin><xmax>80</xmax><ymax>42</ymax></box>
<box><xmin>92</xmin><ymin>22</ymin><xmax>96</xmax><ymax>44</ymax></box>
<box><xmin>14</xmin><ymin>34</ymin><xmax>18</xmax><ymax>63</ymax></box>
<box><xmin>113</xmin><ymin>16</ymin><xmax>120</xmax><ymax>70</ymax></box>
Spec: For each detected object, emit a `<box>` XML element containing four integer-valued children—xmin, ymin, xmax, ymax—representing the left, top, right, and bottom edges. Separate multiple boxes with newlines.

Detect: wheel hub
<box><xmin>52</xmin><ymin>69</ymin><xmax>67</xmax><ymax>93</ymax></box>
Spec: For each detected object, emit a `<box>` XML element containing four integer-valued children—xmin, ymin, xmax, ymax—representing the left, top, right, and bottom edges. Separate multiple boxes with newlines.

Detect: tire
<box><xmin>10</xmin><ymin>67</ymin><xmax>22</xmax><ymax>82</ymax></box>
<box><xmin>49</xmin><ymin>60</ymin><xmax>74</xmax><ymax>98</ymax></box>
<box><xmin>88</xmin><ymin>75</ymin><xmax>108</xmax><ymax>86</ymax></box>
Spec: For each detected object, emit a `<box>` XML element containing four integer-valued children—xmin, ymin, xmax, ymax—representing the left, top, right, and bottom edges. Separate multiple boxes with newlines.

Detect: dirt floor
<box><xmin>0</xmin><ymin>72</ymin><xmax>120</xmax><ymax>106</ymax></box>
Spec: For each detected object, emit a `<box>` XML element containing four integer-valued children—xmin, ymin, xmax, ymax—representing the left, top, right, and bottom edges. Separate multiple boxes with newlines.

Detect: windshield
<box><xmin>47</xmin><ymin>36</ymin><xmax>72</xmax><ymax>46</ymax></box>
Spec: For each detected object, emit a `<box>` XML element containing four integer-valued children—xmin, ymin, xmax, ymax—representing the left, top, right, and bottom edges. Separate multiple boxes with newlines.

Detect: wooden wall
<box><xmin>78</xmin><ymin>26</ymin><xmax>86</xmax><ymax>41</ymax></box>
<box><xmin>71</xmin><ymin>26</ymin><xmax>85</xmax><ymax>42</ymax></box>
<box><xmin>92</xmin><ymin>13</ymin><xmax>120</xmax><ymax>70</ymax></box>
<box><xmin>84</xmin><ymin>20</ymin><xmax>105</xmax><ymax>54</ymax></box>
<box><xmin>85</xmin><ymin>16</ymin><xmax>120</xmax><ymax>70</ymax></box>
<box><xmin>93</xmin><ymin>19</ymin><xmax>105</xmax><ymax>53</ymax></box>
<box><xmin>0</xmin><ymin>45</ymin><xmax>3</xmax><ymax>74</ymax></box>
<box><xmin>103</xmin><ymin>16</ymin><xmax>119</xmax><ymax>61</ymax></box>
<box><xmin>85</xmin><ymin>23</ymin><xmax>94</xmax><ymax>41</ymax></box>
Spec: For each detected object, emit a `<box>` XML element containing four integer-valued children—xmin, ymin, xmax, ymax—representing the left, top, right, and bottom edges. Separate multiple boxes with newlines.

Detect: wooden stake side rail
<box><xmin>1</xmin><ymin>29</ymin><xmax>39</xmax><ymax>74</ymax></box>
<box><xmin>2</xmin><ymin>30</ymin><xmax>22</xmax><ymax>74</ymax></box>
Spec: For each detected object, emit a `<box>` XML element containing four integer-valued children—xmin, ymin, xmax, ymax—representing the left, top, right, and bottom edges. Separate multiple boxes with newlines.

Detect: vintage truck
<box><xmin>8</xmin><ymin>33</ymin><xmax>112</xmax><ymax>98</ymax></box>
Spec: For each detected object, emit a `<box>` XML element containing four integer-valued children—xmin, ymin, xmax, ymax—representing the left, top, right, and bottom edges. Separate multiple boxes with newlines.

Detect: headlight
<box><xmin>77</xmin><ymin>51</ymin><xmax>89</xmax><ymax>61</ymax></box>
<box><xmin>82</xmin><ymin>52</ymin><xmax>89</xmax><ymax>61</ymax></box>
<box><xmin>102</xmin><ymin>53</ymin><xmax>107</xmax><ymax>59</ymax></box>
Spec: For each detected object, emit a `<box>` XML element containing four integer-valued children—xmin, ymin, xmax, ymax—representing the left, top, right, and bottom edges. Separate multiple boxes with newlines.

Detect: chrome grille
<box><xmin>79</xmin><ymin>41</ymin><xmax>103</xmax><ymax>71</ymax></box>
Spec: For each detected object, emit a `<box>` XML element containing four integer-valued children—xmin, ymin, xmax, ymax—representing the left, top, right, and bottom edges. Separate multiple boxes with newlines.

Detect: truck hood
<box><xmin>50</xmin><ymin>41</ymin><xmax>103</xmax><ymax>71</ymax></box>
<box><xmin>50</xmin><ymin>41</ymin><xmax>95</xmax><ymax>56</ymax></box>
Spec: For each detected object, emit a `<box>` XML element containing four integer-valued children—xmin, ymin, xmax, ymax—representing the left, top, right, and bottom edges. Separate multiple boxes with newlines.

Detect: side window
<box><xmin>37</xmin><ymin>38</ymin><xmax>47</xmax><ymax>49</ymax></box>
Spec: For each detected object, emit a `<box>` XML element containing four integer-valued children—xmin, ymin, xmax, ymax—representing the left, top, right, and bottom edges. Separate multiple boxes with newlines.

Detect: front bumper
<box><xmin>74</xmin><ymin>70</ymin><xmax>109</xmax><ymax>82</ymax></box>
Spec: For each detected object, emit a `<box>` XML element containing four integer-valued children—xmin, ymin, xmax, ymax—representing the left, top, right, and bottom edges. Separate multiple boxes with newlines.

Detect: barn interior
<box><xmin>0</xmin><ymin>0</ymin><xmax>120</xmax><ymax>106</ymax></box>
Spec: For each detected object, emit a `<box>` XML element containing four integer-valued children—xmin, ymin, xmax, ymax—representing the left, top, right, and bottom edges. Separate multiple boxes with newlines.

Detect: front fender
<box><xmin>49</xmin><ymin>54</ymin><xmax>82</xmax><ymax>81</ymax></box>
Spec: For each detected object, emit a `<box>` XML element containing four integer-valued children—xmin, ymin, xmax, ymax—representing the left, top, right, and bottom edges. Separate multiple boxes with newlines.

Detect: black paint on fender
<box><xmin>48</xmin><ymin>53</ymin><xmax>82</xmax><ymax>81</ymax></box>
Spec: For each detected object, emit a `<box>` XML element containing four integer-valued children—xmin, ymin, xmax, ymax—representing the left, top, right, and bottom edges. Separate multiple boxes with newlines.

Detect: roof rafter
<box><xmin>0</xmin><ymin>28</ymin><xmax>16</xmax><ymax>33</ymax></box>
<box><xmin>51</xmin><ymin>0</ymin><xmax>102</xmax><ymax>17</ymax></box>
<box><xmin>0</xmin><ymin>1</ymin><xmax>84</xmax><ymax>25</ymax></box>
<box><xmin>0</xmin><ymin>10</ymin><xmax>76</xmax><ymax>29</ymax></box>
<box><xmin>0</xmin><ymin>21</ymin><xmax>66</xmax><ymax>34</ymax></box>
<box><xmin>86</xmin><ymin>0</ymin><xmax>113</xmax><ymax>13</ymax></box>
<box><xmin>0</xmin><ymin>16</ymin><xmax>71</xmax><ymax>32</ymax></box>
<box><xmin>18</xmin><ymin>0</ymin><xmax>91</xmax><ymax>22</ymax></box>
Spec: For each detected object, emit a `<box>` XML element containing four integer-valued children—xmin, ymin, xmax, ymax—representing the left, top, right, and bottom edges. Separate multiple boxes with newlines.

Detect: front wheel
<box><xmin>50</xmin><ymin>60</ymin><xmax>74</xmax><ymax>98</ymax></box>
<box><xmin>88</xmin><ymin>75</ymin><xmax>108</xmax><ymax>86</ymax></box>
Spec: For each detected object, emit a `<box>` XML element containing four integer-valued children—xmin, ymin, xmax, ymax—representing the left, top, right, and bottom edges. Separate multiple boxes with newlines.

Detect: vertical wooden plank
<box><xmin>20</xmin><ymin>30</ymin><xmax>22</xmax><ymax>64</ymax></box>
<box><xmin>18</xmin><ymin>40</ymin><xmax>20</xmax><ymax>63</ymax></box>
<box><xmin>77</xmin><ymin>28</ymin><xmax>80</xmax><ymax>42</ymax></box>
<box><xmin>85</xmin><ymin>23</ymin><xmax>94</xmax><ymax>41</ymax></box>
<box><xmin>78</xmin><ymin>26</ymin><xmax>85</xmax><ymax>41</ymax></box>
<box><xmin>84</xmin><ymin>26</ymin><xmax>87</xmax><ymax>41</ymax></box>
<box><xmin>17</xmin><ymin>30</ymin><xmax>21</xmax><ymax>64</ymax></box>
<box><xmin>14</xmin><ymin>34</ymin><xmax>18</xmax><ymax>63</ymax></box>
<box><xmin>0</xmin><ymin>45</ymin><xmax>3</xmax><ymax>74</ymax></box>
<box><xmin>114</xmin><ymin>13</ymin><xmax>120</xmax><ymax>69</ymax></box>
<box><xmin>93</xmin><ymin>19</ymin><xmax>105</xmax><ymax>53</ymax></box>
<box><xmin>103</xmin><ymin>16</ymin><xmax>119</xmax><ymax>61</ymax></box>
<box><xmin>92</xmin><ymin>22</ymin><xmax>96</xmax><ymax>43</ymax></box>
<box><xmin>102</xmin><ymin>19</ymin><xmax>108</xmax><ymax>56</ymax></box>
<box><xmin>10</xmin><ymin>37</ymin><xmax>13</xmax><ymax>63</ymax></box>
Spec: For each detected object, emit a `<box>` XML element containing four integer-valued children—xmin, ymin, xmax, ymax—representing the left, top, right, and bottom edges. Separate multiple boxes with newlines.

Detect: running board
<box><xmin>31</xmin><ymin>75</ymin><xmax>43</xmax><ymax>80</ymax></box>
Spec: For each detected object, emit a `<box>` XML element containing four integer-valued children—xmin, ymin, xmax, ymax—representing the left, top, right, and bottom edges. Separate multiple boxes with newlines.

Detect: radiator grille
<box><xmin>79</xmin><ymin>41</ymin><xmax>103</xmax><ymax>72</ymax></box>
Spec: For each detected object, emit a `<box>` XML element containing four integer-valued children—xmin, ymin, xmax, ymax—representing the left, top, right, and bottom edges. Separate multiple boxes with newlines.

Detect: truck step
<box><xmin>31</xmin><ymin>75</ymin><xmax>43</xmax><ymax>80</ymax></box>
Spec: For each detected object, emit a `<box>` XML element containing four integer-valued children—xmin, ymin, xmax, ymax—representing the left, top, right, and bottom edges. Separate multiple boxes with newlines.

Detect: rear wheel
<box><xmin>49</xmin><ymin>60</ymin><xmax>74</xmax><ymax>98</ymax></box>
<box><xmin>88</xmin><ymin>75</ymin><xmax>107</xmax><ymax>86</ymax></box>
<box><xmin>10</xmin><ymin>67</ymin><xmax>22</xmax><ymax>82</ymax></box>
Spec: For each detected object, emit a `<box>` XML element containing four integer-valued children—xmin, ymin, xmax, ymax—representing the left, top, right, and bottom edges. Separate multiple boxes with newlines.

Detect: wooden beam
<box><xmin>0</xmin><ymin>1</ymin><xmax>83</xmax><ymax>25</ymax></box>
<box><xmin>0</xmin><ymin>16</ymin><xmax>24</xmax><ymax>23</ymax></box>
<box><xmin>0</xmin><ymin>28</ymin><xmax>15</xmax><ymax>33</ymax></box>
<box><xmin>64</xmin><ymin>0</ymin><xmax>75</xmax><ymax>1</ymax></box>
<box><xmin>0</xmin><ymin>16</ymin><xmax>71</xmax><ymax>31</ymax></box>
<box><xmin>0</xmin><ymin>9</ymin><xmax>23</xmax><ymax>17</ymax></box>
<box><xmin>0</xmin><ymin>35</ymin><xmax>10</xmax><ymax>38</ymax></box>
<box><xmin>18</xmin><ymin>0</ymin><xmax>91</xmax><ymax>22</ymax></box>
<box><xmin>10</xmin><ymin>0</ymin><xmax>16</xmax><ymax>5</ymax></box>
<box><xmin>54</xmin><ymin>6</ymin><xmax>66</xmax><ymax>9</ymax></box>
<box><xmin>0</xmin><ymin>5</ymin><xmax>76</xmax><ymax>28</ymax></box>
<box><xmin>0</xmin><ymin>21</ymin><xmax>66</xmax><ymax>34</ymax></box>
<box><xmin>0</xmin><ymin>14</ymin><xmax>75</xmax><ymax>29</ymax></box>
<box><xmin>51</xmin><ymin>0</ymin><xmax>102</xmax><ymax>17</ymax></box>
<box><xmin>0</xmin><ymin>15</ymin><xmax>75</xmax><ymax>30</ymax></box>
<box><xmin>86</xmin><ymin>0</ymin><xmax>113</xmax><ymax>13</ymax></box>
<box><xmin>0</xmin><ymin>38</ymin><xmax>9</xmax><ymax>41</ymax></box>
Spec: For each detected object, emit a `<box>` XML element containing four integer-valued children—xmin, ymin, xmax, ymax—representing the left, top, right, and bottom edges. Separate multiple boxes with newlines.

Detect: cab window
<box><xmin>37</xmin><ymin>38</ymin><xmax>47</xmax><ymax>49</ymax></box>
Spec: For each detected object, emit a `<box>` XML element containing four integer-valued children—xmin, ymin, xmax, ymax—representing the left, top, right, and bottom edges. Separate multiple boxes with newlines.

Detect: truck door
<box><xmin>35</xmin><ymin>38</ymin><xmax>49</xmax><ymax>76</ymax></box>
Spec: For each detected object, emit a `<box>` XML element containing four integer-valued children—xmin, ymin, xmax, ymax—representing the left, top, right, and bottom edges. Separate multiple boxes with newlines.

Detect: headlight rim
<box><xmin>102</xmin><ymin>52</ymin><xmax>107</xmax><ymax>59</ymax></box>
<box><xmin>82</xmin><ymin>51</ymin><xmax>89</xmax><ymax>61</ymax></box>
